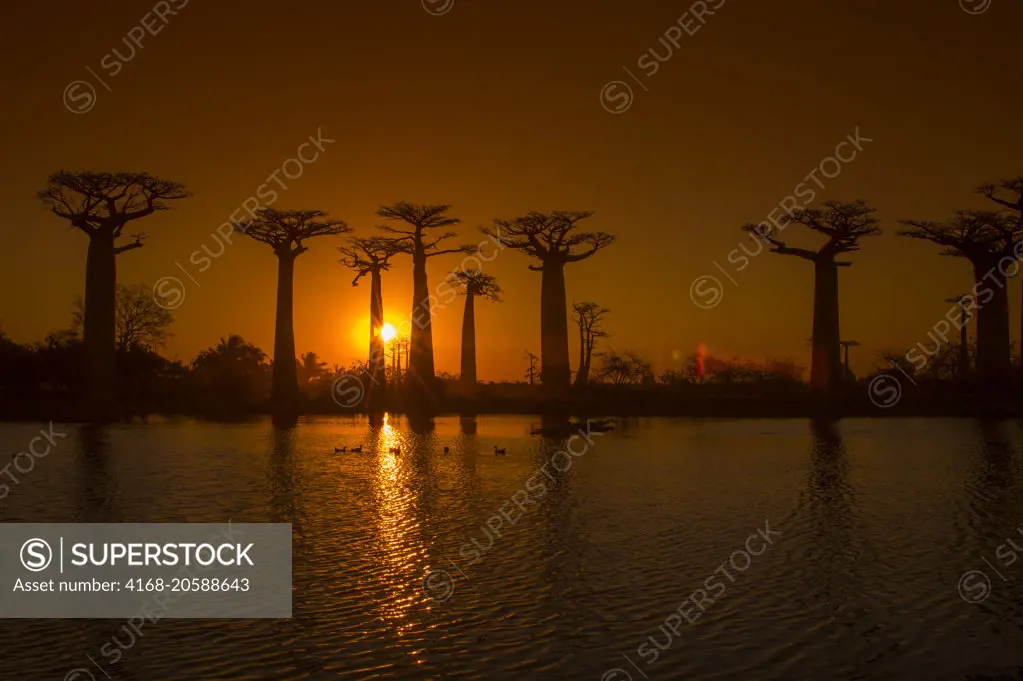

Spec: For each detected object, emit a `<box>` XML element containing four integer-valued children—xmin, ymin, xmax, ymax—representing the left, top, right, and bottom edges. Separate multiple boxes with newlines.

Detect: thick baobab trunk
<box><xmin>810</xmin><ymin>258</ymin><xmax>842</xmax><ymax>395</ymax></box>
<box><xmin>409</xmin><ymin>241</ymin><xmax>435</xmax><ymax>399</ymax></box>
<box><xmin>83</xmin><ymin>231</ymin><xmax>117</xmax><ymax>418</ymax></box>
<box><xmin>540</xmin><ymin>260</ymin><xmax>571</xmax><ymax>395</ymax></box>
<box><xmin>460</xmin><ymin>292</ymin><xmax>477</xmax><ymax>385</ymax></box>
<box><xmin>973</xmin><ymin>260</ymin><xmax>1011</xmax><ymax>382</ymax></box>
<box><xmin>367</xmin><ymin>269</ymin><xmax>387</xmax><ymax>409</ymax></box>
<box><xmin>272</xmin><ymin>253</ymin><xmax>300</xmax><ymax>413</ymax></box>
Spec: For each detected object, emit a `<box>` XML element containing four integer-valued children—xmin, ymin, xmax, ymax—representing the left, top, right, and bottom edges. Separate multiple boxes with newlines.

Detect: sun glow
<box><xmin>380</xmin><ymin>322</ymin><xmax>398</xmax><ymax>343</ymax></box>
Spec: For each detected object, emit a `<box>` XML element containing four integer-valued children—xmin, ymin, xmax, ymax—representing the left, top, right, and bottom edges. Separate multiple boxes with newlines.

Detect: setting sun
<box><xmin>380</xmin><ymin>322</ymin><xmax>397</xmax><ymax>343</ymax></box>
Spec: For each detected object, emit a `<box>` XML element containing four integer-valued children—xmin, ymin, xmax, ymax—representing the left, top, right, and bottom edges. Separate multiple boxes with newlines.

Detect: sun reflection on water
<box><xmin>373</xmin><ymin>413</ymin><xmax>428</xmax><ymax>636</ymax></box>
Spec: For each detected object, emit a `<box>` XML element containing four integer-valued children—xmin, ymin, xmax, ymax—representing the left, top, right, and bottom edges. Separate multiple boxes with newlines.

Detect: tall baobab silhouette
<box><xmin>482</xmin><ymin>211</ymin><xmax>615</xmax><ymax>397</ymax></box>
<box><xmin>236</xmin><ymin>208</ymin><xmax>349</xmax><ymax>416</ymax></box>
<box><xmin>339</xmin><ymin>236</ymin><xmax>407</xmax><ymax>409</ymax></box>
<box><xmin>945</xmin><ymin>294</ymin><xmax>973</xmax><ymax>379</ymax></box>
<box><xmin>978</xmin><ymin>177</ymin><xmax>1023</xmax><ymax>368</ymax></box>
<box><xmin>38</xmin><ymin>170</ymin><xmax>190</xmax><ymax>418</ymax></box>
<box><xmin>898</xmin><ymin>210</ymin><xmax>1019</xmax><ymax>383</ymax></box>
<box><xmin>377</xmin><ymin>202</ymin><xmax>471</xmax><ymax>403</ymax></box>
<box><xmin>448</xmin><ymin>269</ymin><xmax>502</xmax><ymax>386</ymax></box>
<box><xmin>746</xmin><ymin>200</ymin><xmax>880</xmax><ymax>396</ymax></box>
<box><xmin>572</xmin><ymin>302</ymin><xmax>610</xmax><ymax>388</ymax></box>
<box><xmin>838</xmin><ymin>340</ymin><xmax>859</xmax><ymax>383</ymax></box>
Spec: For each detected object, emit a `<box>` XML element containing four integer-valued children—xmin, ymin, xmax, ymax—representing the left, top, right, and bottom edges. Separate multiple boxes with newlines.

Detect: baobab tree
<box><xmin>898</xmin><ymin>210</ymin><xmax>1019</xmax><ymax>383</ymax></box>
<box><xmin>978</xmin><ymin>177</ymin><xmax>1023</xmax><ymax>367</ymax></box>
<box><xmin>236</xmin><ymin>208</ymin><xmax>349</xmax><ymax>414</ymax></box>
<box><xmin>945</xmin><ymin>294</ymin><xmax>973</xmax><ymax>379</ymax></box>
<box><xmin>448</xmin><ymin>269</ymin><xmax>502</xmax><ymax>386</ymax></box>
<box><xmin>38</xmin><ymin>171</ymin><xmax>189</xmax><ymax>415</ymax></box>
<box><xmin>838</xmin><ymin>340</ymin><xmax>860</xmax><ymax>383</ymax></box>
<box><xmin>745</xmin><ymin>200</ymin><xmax>880</xmax><ymax>396</ymax></box>
<box><xmin>572</xmin><ymin>301</ymin><xmax>610</xmax><ymax>388</ymax></box>
<box><xmin>482</xmin><ymin>211</ymin><xmax>615</xmax><ymax>397</ymax></box>
<box><xmin>339</xmin><ymin>236</ymin><xmax>407</xmax><ymax>409</ymax></box>
<box><xmin>377</xmin><ymin>202</ymin><xmax>471</xmax><ymax>401</ymax></box>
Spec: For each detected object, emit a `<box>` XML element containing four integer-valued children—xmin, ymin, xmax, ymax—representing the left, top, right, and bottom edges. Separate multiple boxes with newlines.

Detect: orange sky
<box><xmin>1</xmin><ymin>0</ymin><xmax>1022</xmax><ymax>381</ymax></box>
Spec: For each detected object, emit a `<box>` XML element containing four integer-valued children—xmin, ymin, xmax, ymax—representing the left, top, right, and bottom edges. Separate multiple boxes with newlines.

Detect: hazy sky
<box><xmin>1</xmin><ymin>0</ymin><xmax>1021</xmax><ymax>380</ymax></box>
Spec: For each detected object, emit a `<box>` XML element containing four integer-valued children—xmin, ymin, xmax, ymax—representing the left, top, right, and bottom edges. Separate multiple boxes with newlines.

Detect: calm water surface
<box><xmin>2</xmin><ymin>416</ymin><xmax>1023</xmax><ymax>680</ymax></box>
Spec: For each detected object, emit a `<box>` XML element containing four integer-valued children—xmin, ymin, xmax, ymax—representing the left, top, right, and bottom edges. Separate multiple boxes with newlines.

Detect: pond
<box><xmin>2</xmin><ymin>416</ymin><xmax>1022</xmax><ymax>680</ymax></box>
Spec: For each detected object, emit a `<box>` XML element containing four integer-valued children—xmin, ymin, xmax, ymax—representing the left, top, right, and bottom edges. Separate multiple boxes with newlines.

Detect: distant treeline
<box><xmin>3</xmin><ymin>313</ymin><xmax>1017</xmax><ymax>420</ymax></box>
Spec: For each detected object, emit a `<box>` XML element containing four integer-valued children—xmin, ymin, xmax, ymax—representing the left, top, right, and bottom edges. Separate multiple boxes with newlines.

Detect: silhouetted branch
<box><xmin>38</xmin><ymin>170</ymin><xmax>190</xmax><ymax>246</ymax></box>
<box><xmin>236</xmin><ymin>208</ymin><xmax>349</xmax><ymax>256</ymax></box>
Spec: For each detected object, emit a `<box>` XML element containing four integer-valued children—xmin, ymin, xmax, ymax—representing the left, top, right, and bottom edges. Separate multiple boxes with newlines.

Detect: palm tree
<box><xmin>482</xmin><ymin>211</ymin><xmax>615</xmax><ymax>397</ymax></box>
<box><xmin>376</xmin><ymin>202</ymin><xmax>471</xmax><ymax>403</ymax></box>
<box><xmin>572</xmin><ymin>302</ymin><xmax>610</xmax><ymax>388</ymax></box>
<box><xmin>747</xmin><ymin>200</ymin><xmax>880</xmax><ymax>396</ymax></box>
<box><xmin>236</xmin><ymin>208</ymin><xmax>349</xmax><ymax>415</ymax></box>
<box><xmin>339</xmin><ymin>236</ymin><xmax>407</xmax><ymax>409</ymax></box>
<box><xmin>448</xmin><ymin>269</ymin><xmax>502</xmax><ymax>386</ymax></box>
<box><xmin>898</xmin><ymin>210</ymin><xmax>1019</xmax><ymax>384</ymax></box>
<box><xmin>191</xmin><ymin>335</ymin><xmax>269</xmax><ymax>408</ymax></box>
<box><xmin>38</xmin><ymin>171</ymin><xmax>190</xmax><ymax>418</ymax></box>
<box><xmin>298</xmin><ymin>351</ymin><xmax>328</xmax><ymax>392</ymax></box>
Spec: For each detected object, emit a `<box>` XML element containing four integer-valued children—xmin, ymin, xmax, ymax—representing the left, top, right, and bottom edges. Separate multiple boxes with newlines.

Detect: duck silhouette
<box><xmin>350</xmin><ymin>445</ymin><xmax>363</xmax><ymax>453</ymax></box>
<box><xmin>334</xmin><ymin>446</ymin><xmax>347</xmax><ymax>453</ymax></box>
<box><xmin>494</xmin><ymin>446</ymin><xmax>507</xmax><ymax>455</ymax></box>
